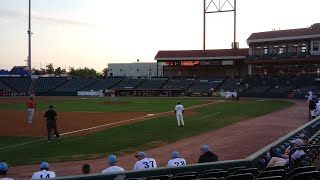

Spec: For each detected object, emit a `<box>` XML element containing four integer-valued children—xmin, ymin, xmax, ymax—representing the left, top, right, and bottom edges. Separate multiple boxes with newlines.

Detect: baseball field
<box><xmin>0</xmin><ymin>96</ymin><xmax>292</xmax><ymax>165</ymax></box>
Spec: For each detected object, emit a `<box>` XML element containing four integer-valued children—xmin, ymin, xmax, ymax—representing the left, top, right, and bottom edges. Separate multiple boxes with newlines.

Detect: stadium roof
<box><xmin>247</xmin><ymin>23</ymin><xmax>320</xmax><ymax>44</ymax></box>
<box><xmin>154</xmin><ymin>48</ymin><xmax>248</xmax><ymax>61</ymax></box>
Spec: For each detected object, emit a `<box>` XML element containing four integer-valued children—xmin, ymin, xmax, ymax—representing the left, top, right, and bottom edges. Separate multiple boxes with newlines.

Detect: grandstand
<box><xmin>81</xmin><ymin>78</ymin><xmax>123</xmax><ymax>91</ymax></box>
<box><xmin>110</xmin><ymin>78</ymin><xmax>144</xmax><ymax>90</ymax></box>
<box><xmin>188</xmin><ymin>77</ymin><xmax>224</xmax><ymax>93</ymax></box>
<box><xmin>50</xmin><ymin>78</ymin><xmax>98</xmax><ymax>95</ymax></box>
<box><xmin>162</xmin><ymin>78</ymin><xmax>195</xmax><ymax>91</ymax></box>
<box><xmin>34</xmin><ymin>77</ymin><xmax>68</xmax><ymax>95</ymax></box>
<box><xmin>135</xmin><ymin>77</ymin><xmax>168</xmax><ymax>90</ymax></box>
<box><xmin>0</xmin><ymin>77</ymin><xmax>31</xmax><ymax>93</ymax></box>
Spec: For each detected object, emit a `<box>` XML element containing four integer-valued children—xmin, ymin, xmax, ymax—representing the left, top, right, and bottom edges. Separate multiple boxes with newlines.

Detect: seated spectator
<box><xmin>102</xmin><ymin>155</ymin><xmax>124</xmax><ymax>174</ymax></box>
<box><xmin>31</xmin><ymin>162</ymin><xmax>56</xmax><ymax>179</ymax></box>
<box><xmin>267</xmin><ymin>139</ymin><xmax>305</xmax><ymax>167</ymax></box>
<box><xmin>82</xmin><ymin>164</ymin><xmax>91</xmax><ymax>174</ymax></box>
<box><xmin>133</xmin><ymin>152</ymin><xmax>157</xmax><ymax>170</ymax></box>
<box><xmin>198</xmin><ymin>145</ymin><xmax>218</xmax><ymax>163</ymax></box>
<box><xmin>300</xmin><ymin>134</ymin><xmax>309</xmax><ymax>145</ymax></box>
<box><xmin>167</xmin><ymin>151</ymin><xmax>187</xmax><ymax>167</ymax></box>
<box><xmin>0</xmin><ymin>162</ymin><xmax>13</xmax><ymax>180</ymax></box>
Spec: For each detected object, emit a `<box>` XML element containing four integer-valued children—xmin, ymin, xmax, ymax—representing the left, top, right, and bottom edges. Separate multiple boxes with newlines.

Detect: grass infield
<box><xmin>0</xmin><ymin>98</ymin><xmax>292</xmax><ymax>165</ymax></box>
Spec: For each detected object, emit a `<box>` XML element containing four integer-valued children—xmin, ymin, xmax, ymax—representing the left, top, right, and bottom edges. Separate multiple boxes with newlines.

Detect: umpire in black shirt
<box><xmin>44</xmin><ymin>105</ymin><xmax>60</xmax><ymax>142</ymax></box>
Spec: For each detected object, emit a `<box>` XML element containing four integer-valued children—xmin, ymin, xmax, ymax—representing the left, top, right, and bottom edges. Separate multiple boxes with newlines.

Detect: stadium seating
<box><xmin>34</xmin><ymin>77</ymin><xmax>67</xmax><ymax>95</ymax></box>
<box><xmin>216</xmin><ymin>78</ymin><xmax>243</xmax><ymax>92</ymax></box>
<box><xmin>0</xmin><ymin>80</ymin><xmax>12</xmax><ymax>91</ymax></box>
<box><xmin>1</xmin><ymin>77</ymin><xmax>31</xmax><ymax>93</ymax></box>
<box><xmin>136</xmin><ymin>78</ymin><xmax>168</xmax><ymax>90</ymax></box>
<box><xmin>50</xmin><ymin>78</ymin><xmax>98</xmax><ymax>95</ymax></box>
<box><xmin>82</xmin><ymin>78</ymin><xmax>123</xmax><ymax>91</ymax></box>
<box><xmin>162</xmin><ymin>78</ymin><xmax>195</xmax><ymax>90</ymax></box>
<box><xmin>188</xmin><ymin>78</ymin><xmax>223</xmax><ymax>93</ymax></box>
<box><xmin>111</xmin><ymin>78</ymin><xmax>144</xmax><ymax>90</ymax></box>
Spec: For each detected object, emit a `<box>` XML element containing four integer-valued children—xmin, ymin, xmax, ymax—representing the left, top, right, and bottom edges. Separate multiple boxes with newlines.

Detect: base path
<box><xmin>8</xmin><ymin>100</ymin><xmax>308</xmax><ymax>179</ymax></box>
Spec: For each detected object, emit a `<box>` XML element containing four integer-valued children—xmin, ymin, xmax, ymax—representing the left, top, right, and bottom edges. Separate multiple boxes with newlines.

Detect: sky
<box><xmin>0</xmin><ymin>0</ymin><xmax>319</xmax><ymax>72</ymax></box>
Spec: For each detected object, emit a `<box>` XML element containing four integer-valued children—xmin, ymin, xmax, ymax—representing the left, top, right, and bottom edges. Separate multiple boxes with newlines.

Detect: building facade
<box><xmin>108</xmin><ymin>62</ymin><xmax>161</xmax><ymax>77</ymax></box>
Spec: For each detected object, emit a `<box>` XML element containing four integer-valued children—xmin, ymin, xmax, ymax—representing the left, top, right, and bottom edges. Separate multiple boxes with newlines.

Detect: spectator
<box><xmin>300</xmin><ymin>134</ymin><xmax>309</xmax><ymax>145</ymax></box>
<box><xmin>133</xmin><ymin>152</ymin><xmax>157</xmax><ymax>171</ymax></box>
<box><xmin>309</xmin><ymin>99</ymin><xmax>316</xmax><ymax>120</ymax></box>
<box><xmin>31</xmin><ymin>162</ymin><xmax>56</xmax><ymax>179</ymax></box>
<box><xmin>267</xmin><ymin>139</ymin><xmax>305</xmax><ymax>167</ymax></box>
<box><xmin>82</xmin><ymin>164</ymin><xmax>91</xmax><ymax>174</ymax></box>
<box><xmin>0</xmin><ymin>162</ymin><xmax>13</xmax><ymax>180</ymax></box>
<box><xmin>198</xmin><ymin>145</ymin><xmax>218</xmax><ymax>163</ymax></box>
<box><xmin>101</xmin><ymin>155</ymin><xmax>124</xmax><ymax>174</ymax></box>
<box><xmin>167</xmin><ymin>151</ymin><xmax>187</xmax><ymax>167</ymax></box>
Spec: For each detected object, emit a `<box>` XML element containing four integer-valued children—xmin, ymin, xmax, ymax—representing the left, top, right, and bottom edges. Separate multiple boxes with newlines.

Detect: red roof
<box><xmin>247</xmin><ymin>23</ymin><xmax>320</xmax><ymax>42</ymax></box>
<box><xmin>155</xmin><ymin>48</ymin><xmax>248</xmax><ymax>59</ymax></box>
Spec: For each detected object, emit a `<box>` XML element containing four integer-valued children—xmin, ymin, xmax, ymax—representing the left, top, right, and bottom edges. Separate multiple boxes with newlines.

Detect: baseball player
<box><xmin>102</xmin><ymin>155</ymin><xmax>124</xmax><ymax>174</ymax></box>
<box><xmin>111</xmin><ymin>90</ymin><xmax>116</xmax><ymax>102</ymax></box>
<box><xmin>44</xmin><ymin>105</ymin><xmax>60</xmax><ymax>142</ymax></box>
<box><xmin>167</xmin><ymin>151</ymin><xmax>187</xmax><ymax>167</ymax></box>
<box><xmin>31</xmin><ymin>162</ymin><xmax>56</xmax><ymax>179</ymax></box>
<box><xmin>307</xmin><ymin>91</ymin><xmax>313</xmax><ymax>102</ymax></box>
<box><xmin>175</xmin><ymin>101</ymin><xmax>184</xmax><ymax>126</ymax></box>
<box><xmin>133</xmin><ymin>152</ymin><xmax>157</xmax><ymax>171</ymax></box>
<box><xmin>0</xmin><ymin>162</ymin><xmax>13</xmax><ymax>180</ymax></box>
<box><xmin>98</xmin><ymin>90</ymin><xmax>104</xmax><ymax>98</ymax></box>
<box><xmin>26</xmin><ymin>97</ymin><xmax>35</xmax><ymax>124</ymax></box>
<box><xmin>225</xmin><ymin>91</ymin><xmax>231</xmax><ymax>101</ymax></box>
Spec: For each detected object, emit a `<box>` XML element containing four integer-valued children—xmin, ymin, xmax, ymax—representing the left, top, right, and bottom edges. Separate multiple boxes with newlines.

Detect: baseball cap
<box><xmin>40</xmin><ymin>162</ymin><xmax>49</xmax><ymax>169</ymax></box>
<box><xmin>135</xmin><ymin>152</ymin><xmax>146</xmax><ymax>158</ymax></box>
<box><xmin>171</xmin><ymin>151</ymin><xmax>180</xmax><ymax>158</ymax></box>
<box><xmin>49</xmin><ymin>105</ymin><xmax>54</xmax><ymax>109</ymax></box>
<box><xmin>0</xmin><ymin>162</ymin><xmax>8</xmax><ymax>171</ymax></box>
<box><xmin>300</xmin><ymin>134</ymin><xmax>309</xmax><ymax>141</ymax></box>
<box><xmin>291</xmin><ymin>139</ymin><xmax>304</xmax><ymax>147</ymax></box>
<box><xmin>201</xmin><ymin>145</ymin><xmax>210</xmax><ymax>151</ymax></box>
<box><xmin>107</xmin><ymin>155</ymin><xmax>117</xmax><ymax>163</ymax></box>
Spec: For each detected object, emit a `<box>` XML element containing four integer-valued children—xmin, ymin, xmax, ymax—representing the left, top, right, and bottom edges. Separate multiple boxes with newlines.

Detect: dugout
<box><xmin>154</xmin><ymin>48</ymin><xmax>248</xmax><ymax>78</ymax></box>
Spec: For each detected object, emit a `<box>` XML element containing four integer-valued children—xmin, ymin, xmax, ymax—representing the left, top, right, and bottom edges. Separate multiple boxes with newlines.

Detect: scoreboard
<box><xmin>159</xmin><ymin>60</ymin><xmax>223</xmax><ymax>66</ymax></box>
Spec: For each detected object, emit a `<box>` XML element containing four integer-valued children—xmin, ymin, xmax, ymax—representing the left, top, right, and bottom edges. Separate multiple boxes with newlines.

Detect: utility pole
<box><xmin>28</xmin><ymin>0</ymin><xmax>32</xmax><ymax>77</ymax></box>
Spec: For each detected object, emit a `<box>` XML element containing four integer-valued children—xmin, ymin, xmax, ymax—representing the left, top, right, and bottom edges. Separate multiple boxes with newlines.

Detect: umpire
<box><xmin>44</xmin><ymin>105</ymin><xmax>60</xmax><ymax>142</ymax></box>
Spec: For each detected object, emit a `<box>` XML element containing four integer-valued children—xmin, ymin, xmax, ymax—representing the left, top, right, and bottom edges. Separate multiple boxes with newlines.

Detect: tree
<box><xmin>46</xmin><ymin>63</ymin><xmax>54</xmax><ymax>74</ymax></box>
<box><xmin>54</xmin><ymin>67</ymin><xmax>62</xmax><ymax>75</ymax></box>
<box><xmin>102</xmin><ymin>68</ymin><xmax>108</xmax><ymax>78</ymax></box>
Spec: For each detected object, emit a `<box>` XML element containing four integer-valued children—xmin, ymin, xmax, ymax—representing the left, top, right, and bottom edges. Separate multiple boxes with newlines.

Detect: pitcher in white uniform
<box><xmin>102</xmin><ymin>155</ymin><xmax>124</xmax><ymax>174</ymax></box>
<box><xmin>167</xmin><ymin>151</ymin><xmax>187</xmax><ymax>167</ymax></box>
<box><xmin>133</xmin><ymin>152</ymin><xmax>157</xmax><ymax>171</ymax></box>
<box><xmin>31</xmin><ymin>162</ymin><xmax>56</xmax><ymax>179</ymax></box>
<box><xmin>0</xmin><ymin>162</ymin><xmax>13</xmax><ymax>180</ymax></box>
<box><xmin>175</xmin><ymin>101</ymin><xmax>185</xmax><ymax>126</ymax></box>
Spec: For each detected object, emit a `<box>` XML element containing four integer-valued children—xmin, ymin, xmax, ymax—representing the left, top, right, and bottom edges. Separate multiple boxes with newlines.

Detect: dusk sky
<box><xmin>0</xmin><ymin>0</ymin><xmax>319</xmax><ymax>72</ymax></box>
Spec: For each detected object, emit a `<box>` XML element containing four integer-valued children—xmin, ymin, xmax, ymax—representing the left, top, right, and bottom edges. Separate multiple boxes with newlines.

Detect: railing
<box><xmin>288</xmin><ymin>145</ymin><xmax>320</xmax><ymax>169</ymax></box>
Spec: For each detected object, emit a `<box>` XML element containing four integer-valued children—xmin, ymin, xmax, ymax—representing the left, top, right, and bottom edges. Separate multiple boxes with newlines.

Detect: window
<box><xmin>313</xmin><ymin>41</ymin><xmax>319</xmax><ymax>51</ymax></box>
<box><xmin>137</xmin><ymin>68</ymin><xmax>139</xmax><ymax>71</ymax></box>
<box><xmin>279</xmin><ymin>48</ymin><xmax>284</xmax><ymax>54</ymax></box>
<box><xmin>120</xmin><ymin>69</ymin><xmax>122</xmax><ymax>72</ymax></box>
<box><xmin>110</xmin><ymin>69</ymin><xmax>112</xmax><ymax>71</ymax></box>
<box><xmin>149</xmin><ymin>69</ymin><xmax>152</xmax><ymax>71</ymax></box>
<box><xmin>301</xmin><ymin>46</ymin><xmax>307</xmax><ymax>53</ymax></box>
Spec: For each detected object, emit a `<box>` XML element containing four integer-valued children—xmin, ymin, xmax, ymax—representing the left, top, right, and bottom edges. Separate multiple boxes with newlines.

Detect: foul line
<box><xmin>0</xmin><ymin>100</ymin><xmax>223</xmax><ymax>151</ymax></box>
<box><xmin>199</xmin><ymin>112</ymin><xmax>221</xmax><ymax>119</ymax></box>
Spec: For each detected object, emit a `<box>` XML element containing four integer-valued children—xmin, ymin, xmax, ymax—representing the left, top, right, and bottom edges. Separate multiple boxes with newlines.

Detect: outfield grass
<box><xmin>0</xmin><ymin>97</ymin><xmax>205</xmax><ymax>112</ymax></box>
<box><xmin>0</xmin><ymin>100</ymin><xmax>292</xmax><ymax>165</ymax></box>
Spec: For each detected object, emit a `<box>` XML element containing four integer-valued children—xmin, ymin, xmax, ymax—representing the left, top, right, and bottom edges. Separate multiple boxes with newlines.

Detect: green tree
<box><xmin>54</xmin><ymin>67</ymin><xmax>62</xmax><ymax>75</ymax></box>
<box><xmin>45</xmin><ymin>63</ymin><xmax>54</xmax><ymax>74</ymax></box>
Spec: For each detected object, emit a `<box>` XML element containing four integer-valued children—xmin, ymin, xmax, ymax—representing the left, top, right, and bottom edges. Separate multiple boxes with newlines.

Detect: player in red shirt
<box><xmin>27</xmin><ymin>97</ymin><xmax>35</xmax><ymax>124</ymax></box>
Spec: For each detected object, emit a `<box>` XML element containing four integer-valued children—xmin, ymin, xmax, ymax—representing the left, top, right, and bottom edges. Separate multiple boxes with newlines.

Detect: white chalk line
<box><xmin>0</xmin><ymin>100</ymin><xmax>223</xmax><ymax>150</ymax></box>
<box><xmin>199</xmin><ymin>112</ymin><xmax>221</xmax><ymax>119</ymax></box>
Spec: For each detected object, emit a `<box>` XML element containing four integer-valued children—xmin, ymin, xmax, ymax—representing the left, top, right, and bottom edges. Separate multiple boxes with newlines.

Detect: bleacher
<box><xmin>136</xmin><ymin>78</ymin><xmax>168</xmax><ymax>90</ymax></box>
<box><xmin>162</xmin><ymin>78</ymin><xmax>195</xmax><ymax>91</ymax></box>
<box><xmin>50</xmin><ymin>78</ymin><xmax>98</xmax><ymax>95</ymax></box>
<box><xmin>217</xmin><ymin>78</ymin><xmax>243</xmax><ymax>92</ymax></box>
<box><xmin>0</xmin><ymin>80</ymin><xmax>12</xmax><ymax>91</ymax></box>
<box><xmin>111</xmin><ymin>78</ymin><xmax>144</xmax><ymax>90</ymax></box>
<box><xmin>82</xmin><ymin>78</ymin><xmax>123</xmax><ymax>91</ymax></box>
<box><xmin>0</xmin><ymin>77</ymin><xmax>31</xmax><ymax>93</ymax></box>
<box><xmin>34</xmin><ymin>77</ymin><xmax>68</xmax><ymax>95</ymax></box>
<box><xmin>188</xmin><ymin>78</ymin><xmax>223</xmax><ymax>93</ymax></box>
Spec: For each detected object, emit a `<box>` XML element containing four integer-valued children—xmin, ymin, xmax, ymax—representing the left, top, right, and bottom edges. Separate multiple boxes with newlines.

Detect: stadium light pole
<box><xmin>27</xmin><ymin>0</ymin><xmax>32</xmax><ymax>77</ymax></box>
<box><xmin>203</xmin><ymin>0</ymin><xmax>237</xmax><ymax>52</ymax></box>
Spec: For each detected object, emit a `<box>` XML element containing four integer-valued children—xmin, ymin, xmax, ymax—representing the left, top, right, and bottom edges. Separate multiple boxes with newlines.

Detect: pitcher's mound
<box><xmin>97</xmin><ymin>101</ymin><xmax>130</xmax><ymax>105</ymax></box>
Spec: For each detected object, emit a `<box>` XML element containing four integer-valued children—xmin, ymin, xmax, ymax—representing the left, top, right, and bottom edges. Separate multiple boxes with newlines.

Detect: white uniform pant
<box><xmin>111</xmin><ymin>94</ymin><xmax>116</xmax><ymax>101</ymax></box>
<box><xmin>99</xmin><ymin>93</ymin><xmax>104</xmax><ymax>97</ymax></box>
<box><xmin>176</xmin><ymin>114</ymin><xmax>184</xmax><ymax>126</ymax></box>
<box><xmin>27</xmin><ymin>108</ymin><xmax>34</xmax><ymax>124</ymax></box>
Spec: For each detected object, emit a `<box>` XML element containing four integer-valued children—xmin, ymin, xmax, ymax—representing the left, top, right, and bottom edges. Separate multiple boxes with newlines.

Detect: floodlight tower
<box><xmin>203</xmin><ymin>0</ymin><xmax>237</xmax><ymax>52</ymax></box>
<box><xmin>27</xmin><ymin>0</ymin><xmax>32</xmax><ymax>77</ymax></box>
